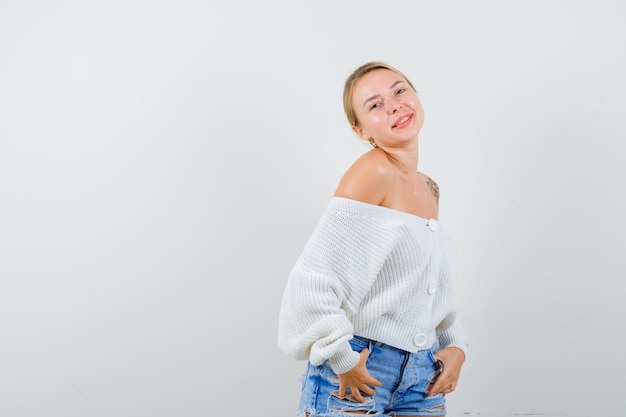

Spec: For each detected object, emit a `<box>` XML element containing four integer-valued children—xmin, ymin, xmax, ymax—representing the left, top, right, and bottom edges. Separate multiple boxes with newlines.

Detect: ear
<box><xmin>352</xmin><ymin>125</ymin><xmax>371</xmax><ymax>142</ymax></box>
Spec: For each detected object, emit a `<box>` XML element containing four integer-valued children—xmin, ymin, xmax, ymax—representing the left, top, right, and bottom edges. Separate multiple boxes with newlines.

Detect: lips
<box><xmin>392</xmin><ymin>113</ymin><xmax>413</xmax><ymax>129</ymax></box>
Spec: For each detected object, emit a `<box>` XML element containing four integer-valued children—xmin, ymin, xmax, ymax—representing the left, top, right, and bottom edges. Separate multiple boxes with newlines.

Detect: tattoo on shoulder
<box><xmin>425</xmin><ymin>176</ymin><xmax>440</xmax><ymax>199</ymax></box>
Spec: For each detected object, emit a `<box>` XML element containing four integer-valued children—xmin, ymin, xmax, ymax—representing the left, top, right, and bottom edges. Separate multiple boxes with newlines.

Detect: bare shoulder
<box><xmin>420</xmin><ymin>172</ymin><xmax>440</xmax><ymax>199</ymax></box>
<box><xmin>334</xmin><ymin>149</ymin><xmax>395</xmax><ymax>204</ymax></box>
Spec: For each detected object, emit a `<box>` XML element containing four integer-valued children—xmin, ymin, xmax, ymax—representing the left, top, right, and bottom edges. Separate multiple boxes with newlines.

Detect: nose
<box><xmin>387</xmin><ymin>97</ymin><xmax>402</xmax><ymax>113</ymax></box>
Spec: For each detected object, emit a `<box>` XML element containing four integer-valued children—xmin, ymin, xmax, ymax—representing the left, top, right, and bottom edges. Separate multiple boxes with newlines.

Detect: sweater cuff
<box><xmin>438</xmin><ymin>323</ymin><xmax>469</xmax><ymax>359</ymax></box>
<box><xmin>328</xmin><ymin>341</ymin><xmax>360</xmax><ymax>374</ymax></box>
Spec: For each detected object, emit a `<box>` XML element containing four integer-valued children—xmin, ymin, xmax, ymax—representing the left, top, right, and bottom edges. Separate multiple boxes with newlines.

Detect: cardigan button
<box><xmin>413</xmin><ymin>334</ymin><xmax>427</xmax><ymax>347</ymax></box>
<box><xmin>428</xmin><ymin>219</ymin><xmax>438</xmax><ymax>231</ymax></box>
<box><xmin>428</xmin><ymin>282</ymin><xmax>437</xmax><ymax>294</ymax></box>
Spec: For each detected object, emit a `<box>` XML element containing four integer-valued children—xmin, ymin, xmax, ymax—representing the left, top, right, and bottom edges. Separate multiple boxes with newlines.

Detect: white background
<box><xmin>1</xmin><ymin>1</ymin><xmax>625</xmax><ymax>416</ymax></box>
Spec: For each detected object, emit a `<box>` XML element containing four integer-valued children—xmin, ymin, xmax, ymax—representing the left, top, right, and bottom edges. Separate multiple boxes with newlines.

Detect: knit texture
<box><xmin>278</xmin><ymin>197</ymin><xmax>468</xmax><ymax>374</ymax></box>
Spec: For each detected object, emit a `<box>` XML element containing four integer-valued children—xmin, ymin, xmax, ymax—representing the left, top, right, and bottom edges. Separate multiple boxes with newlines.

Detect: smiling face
<box><xmin>350</xmin><ymin>68</ymin><xmax>424</xmax><ymax>148</ymax></box>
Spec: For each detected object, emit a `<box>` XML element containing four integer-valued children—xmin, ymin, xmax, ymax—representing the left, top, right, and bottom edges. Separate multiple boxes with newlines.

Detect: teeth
<box><xmin>396</xmin><ymin>115</ymin><xmax>410</xmax><ymax>126</ymax></box>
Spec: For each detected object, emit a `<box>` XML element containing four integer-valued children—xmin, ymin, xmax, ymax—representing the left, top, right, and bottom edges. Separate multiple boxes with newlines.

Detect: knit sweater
<box><xmin>278</xmin><ymin>197</ymin><xmax>468</xmax><ymax>375</ymax></box>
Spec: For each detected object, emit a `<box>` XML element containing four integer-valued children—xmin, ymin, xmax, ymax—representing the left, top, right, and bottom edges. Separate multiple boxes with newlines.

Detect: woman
<box><xmin>278</xmin><ymin>61</ymin><xmax>468</xmax><ymax>417</ymax></box>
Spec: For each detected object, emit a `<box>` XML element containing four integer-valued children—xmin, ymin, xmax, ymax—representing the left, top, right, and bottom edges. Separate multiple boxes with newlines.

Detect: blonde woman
<box><xmin>278</xmin><ymin>62</ymin><xmax>468</xmax><ymax>417</ymax></box>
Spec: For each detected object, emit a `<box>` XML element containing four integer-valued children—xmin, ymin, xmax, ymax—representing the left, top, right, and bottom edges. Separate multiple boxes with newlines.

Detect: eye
<box><xmin>396</xmin><ymin>88</ymin><xmax>405</xmax><ymax>95</ymax></box>
<box><xmin>370</xmin><ymin>101</ymin><xmax>383</xmax><ymax>110</ymax></box>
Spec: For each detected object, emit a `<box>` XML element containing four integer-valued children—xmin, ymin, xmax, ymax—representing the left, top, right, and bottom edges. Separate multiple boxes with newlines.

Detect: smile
<box><xmin>392</xmin><ymin>114</ymin><xmax>413</xmax><ymax>128</ymax></box>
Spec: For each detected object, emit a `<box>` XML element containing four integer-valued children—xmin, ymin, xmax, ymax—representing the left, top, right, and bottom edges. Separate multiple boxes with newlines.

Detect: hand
<box><xmin>428</xmin><ymin>347</ymin><xmax>465</xmax><ymax>396</ymax></box>
<box><xmin>337</xmin><ymin>348</ymin><xmax>382</xmax><ymax>403</ymax></box>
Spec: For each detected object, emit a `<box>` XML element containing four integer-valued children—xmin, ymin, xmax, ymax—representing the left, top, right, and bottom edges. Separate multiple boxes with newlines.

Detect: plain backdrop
<box><xmin>1</xmin><ymin>1</ymin><xmax>625</xmax><ymax>416</ymax></box>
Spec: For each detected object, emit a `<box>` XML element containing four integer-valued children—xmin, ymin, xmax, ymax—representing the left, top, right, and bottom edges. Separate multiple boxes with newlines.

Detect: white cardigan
<box><xmin>278</xmin><ymin>197</ymin><xmax>468</xmax><ymax>374</ymax></box>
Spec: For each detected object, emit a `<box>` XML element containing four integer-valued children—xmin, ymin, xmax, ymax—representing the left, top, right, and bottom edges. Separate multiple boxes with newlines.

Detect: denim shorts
<box><xmin>297</xmin><ymin>336</ymin><xmax>445</xmax><ymax>417</ymax></box>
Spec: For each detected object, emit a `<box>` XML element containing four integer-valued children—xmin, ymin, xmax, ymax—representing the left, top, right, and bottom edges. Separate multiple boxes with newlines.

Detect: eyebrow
<box><xmin>362</xmin><ymin>80</ymin><xmax>406</xmax><ymax>108</ymax></box>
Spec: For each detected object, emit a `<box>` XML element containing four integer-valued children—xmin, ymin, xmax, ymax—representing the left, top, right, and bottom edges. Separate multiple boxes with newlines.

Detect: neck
<box><xmin>382</xmin><ymin>141</ymin><xmax>419</xmax><ymax>175</ymax></box>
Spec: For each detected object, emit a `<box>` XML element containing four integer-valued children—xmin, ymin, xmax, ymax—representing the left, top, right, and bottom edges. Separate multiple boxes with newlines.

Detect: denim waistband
<box><xmin>353</xmin><ymin>335</ymin><xmax>439</xmax><ymax>353</ymax></box>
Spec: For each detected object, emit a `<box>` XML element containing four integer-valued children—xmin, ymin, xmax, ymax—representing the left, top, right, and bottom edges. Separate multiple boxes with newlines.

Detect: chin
<box><xmin>395</xmin><ymin>126</ymin><xmax>421</xmax><ymax>140</ymax></box>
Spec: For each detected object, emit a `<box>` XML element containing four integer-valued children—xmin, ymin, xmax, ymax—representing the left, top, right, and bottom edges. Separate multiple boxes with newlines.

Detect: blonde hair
<box><xmin>343</xmin><ymin>61</ymin><xmax>416</xmax><ymax>128</ymax></box>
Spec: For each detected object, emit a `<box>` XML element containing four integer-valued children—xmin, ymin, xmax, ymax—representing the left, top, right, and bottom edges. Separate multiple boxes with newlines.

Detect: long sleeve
<box><xmin>277</xmin><ymin>199</ymin><xmax>397</xmax><ymax>374</ymax></box>
<box><xmin>437</xmin><ymin>315</ymin><xmax>469</xmax><ymax>354</ymax></box>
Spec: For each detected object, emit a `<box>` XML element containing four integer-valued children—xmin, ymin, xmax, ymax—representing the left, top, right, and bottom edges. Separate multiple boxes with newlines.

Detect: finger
<box><xmin>364</xmin><ymin>373</ymin><xmax>382</xmax><ymax>387</ymax></box>
<box><xmin>427</xmin><ymin>382</ymin><xmax>438</xmax><ymax>396</ymax></box>
<box><xmin>338</xmin><ymin>382</ymin><xmax>347</xmax><ymax>399</ymax></box>
<box><xmin>429</xmin><ymin>379</ymin><xmax>455</xmax><ymax>396</ymax></box>
<box><xmin>359</xmin><ymin>348</ymin><xmax>370</xmax><ymax>360</ymax></box>
<box><xmin>358</xmin><ymin>383</ymin><xmax>377</xmax><ymax>396</ymax></box>
<box><xmin>350</xmin><ymin>385</ymin><xmax>365</xmax><ymax>403</ymax></box>
<box><xmin>359</xmin><ymin>349</ymin><xmax>382</xmax><ymax>387</ymax></box>
<box><xmin>428</xmin><ymin>377</ymin><xmax>446</xmax><ymax>396</ymax></box>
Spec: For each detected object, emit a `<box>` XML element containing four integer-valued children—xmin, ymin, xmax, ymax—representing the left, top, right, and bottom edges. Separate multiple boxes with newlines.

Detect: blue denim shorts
<box><xmin>297</xmin><ymin>336</ymin><xmax>445</xmax><ymax>417</ymax></box>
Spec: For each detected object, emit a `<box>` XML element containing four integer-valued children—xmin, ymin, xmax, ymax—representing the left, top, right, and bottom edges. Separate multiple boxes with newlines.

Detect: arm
<box><xmin>427</xmin><ymin>174</ymin><xmax>467</xmax><ymax>395</ymax></box>
<box><xmin>429</xmin><ymin>317</ymin><xmax>468</xmax><ymax>395</ymax></box>
<box><xmin>277</xmin><ymin>200</ymin><xmax>398</xmax><ymax>374</ymax></box>
<box><xmin>431</xmin><ymin>227</ymin><xmax>469</xmax><ymax>396</ymax></box>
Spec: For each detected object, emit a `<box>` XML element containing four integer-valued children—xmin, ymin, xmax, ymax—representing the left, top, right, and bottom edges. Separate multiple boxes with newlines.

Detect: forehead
<box><xmin>352</xmin><ymin>69</ymin><xmax>407</xmax><ymax>100</ymax></box>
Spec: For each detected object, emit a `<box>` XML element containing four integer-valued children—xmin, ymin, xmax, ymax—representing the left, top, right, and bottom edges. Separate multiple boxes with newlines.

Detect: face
<box><xmin>351</xmin><ymin>69</ymin><xmax>424</xmax><ymax>147</ymax></box>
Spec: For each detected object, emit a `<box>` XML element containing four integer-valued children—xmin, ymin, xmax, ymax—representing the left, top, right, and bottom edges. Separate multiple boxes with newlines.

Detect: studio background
<box><xmin>1</xmin><ymin>1</ymin><xmax>625</xmax><ymax>416</ymax></box>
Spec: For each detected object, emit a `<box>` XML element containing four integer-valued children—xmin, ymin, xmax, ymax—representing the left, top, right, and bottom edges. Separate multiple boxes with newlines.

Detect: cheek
<box><xmin>416</xmin><ymin>100</ymin><xmax>425</xmax><ymax>116</ymax></box>
<box><xmin>409</xmin><ymin>95</ymin><xmax>422</xmax><ymax>111</ymax></box>
<box><xmin>356</xmin><ymin>113</ymin><xmax>385</xmax><ymax>134</ymax></box>
<box><xmin>368</xmin><ymin>113</ymin><xmax>387</xmax><ymax>128</ymax></box>
<box><xmin>410</xmin><ymin>100</ymin><xmax>425</xmax><ymax>122</ymax></box>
